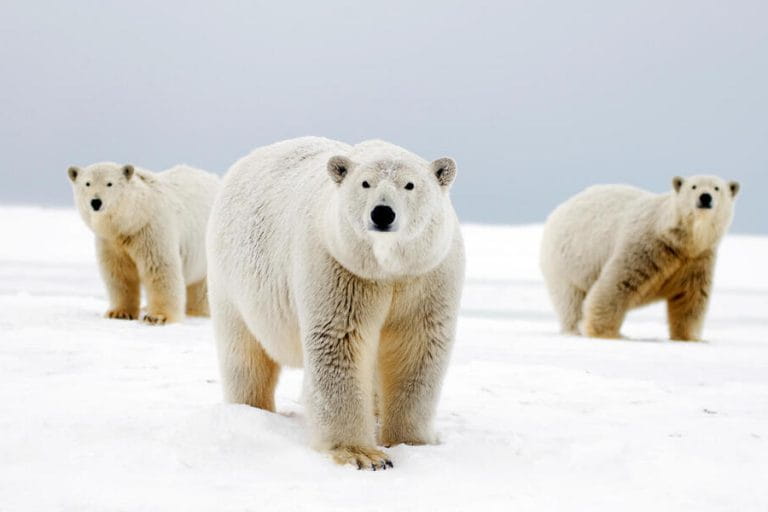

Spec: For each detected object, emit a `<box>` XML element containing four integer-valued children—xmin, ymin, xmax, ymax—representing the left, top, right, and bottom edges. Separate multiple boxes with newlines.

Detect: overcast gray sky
<box><xmin>1</xmin><ymin>0</ymin><xmax>766</xmax><ymax>232</ymax></box>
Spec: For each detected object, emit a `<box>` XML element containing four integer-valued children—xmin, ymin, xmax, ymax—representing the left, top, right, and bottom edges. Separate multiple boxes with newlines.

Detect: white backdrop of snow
<box><xmin>1</xmin><ymin>207</ymin><xmax>766</xmax><ymax>511</ymax></box>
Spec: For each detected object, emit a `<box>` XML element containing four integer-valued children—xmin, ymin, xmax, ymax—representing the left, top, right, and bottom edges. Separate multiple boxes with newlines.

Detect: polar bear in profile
<box><xmin>68</xmin><ymin>162</ymin><xmax>220</xmax><ymax>324</ymax></box>
<box><xmin>206</xmin><ymin>137</ymin><xmax>464</xmax><ymax>470</ymax></box>
<box><xmin>541</xmin><ymin>175</ymin><xmax>739</xmax><ymax>341</ymax></box>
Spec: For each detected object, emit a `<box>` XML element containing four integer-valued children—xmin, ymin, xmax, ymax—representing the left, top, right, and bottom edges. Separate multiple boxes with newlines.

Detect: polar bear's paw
<box><xmin>142</xmin><ymin>312</ymin><xmax>169</xmax><ymax>325</ymax></box>
<box><xmin>105</xmin><ymin>309</ymin><xmax>138</xmax><ymax>320</ymax></box>
<box><xmin>329</xmin><ymin>446</ymin><xmax>393</xmax><ymax>471</ymax></box>
<box><xmin>579</xmin><ymin>318</ymin><xmax>622</xmax><ymax>339</ymax></box>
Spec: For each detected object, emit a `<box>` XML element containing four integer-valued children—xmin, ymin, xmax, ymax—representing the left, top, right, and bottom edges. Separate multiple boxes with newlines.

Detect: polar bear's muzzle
<box><xmin>369</xmin><ymin>205</ymin><xmax>397</xmax><ymax>232</ymax></box>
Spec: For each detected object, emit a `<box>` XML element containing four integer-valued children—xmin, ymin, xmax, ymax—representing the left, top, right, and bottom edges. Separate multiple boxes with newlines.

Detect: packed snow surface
<box><xmin>1</xmin><ymin>207</ymin><xmax>767</xmax><ymax>511</ymax></box>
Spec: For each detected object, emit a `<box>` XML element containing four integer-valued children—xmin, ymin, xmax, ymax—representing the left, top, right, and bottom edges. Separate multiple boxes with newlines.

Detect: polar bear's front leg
<box><xmin>582</xmin><ymin>240</ymin><xmax>682</xmax><ymax>339</ymax></box>
<box><xmin>377</xmin><ymin>318</ymin><xmax>456</xmax><ymax>447</ymax></box>
<box><xmin>667</xmin><ymin>251</ymin><xmax>714</xmax><ymax>341</ymax></box>
<box><xmin>300</xmin><ymin>263</ymin><xmax>393</xmax><ymax>470</ymax></box>
<box><xmin>96</xmin><ymin>238</ymin><xmax>140</xmax><ymax>320</ymax></box>
<box><xmin>377</xmin><ymin>267</ymin><xmax>461</xmax><ymax>447</ymax></box>
<box><xmin>133</xmin><ymin>232</ymin><xmax>185</xmax><ymax>325</ymax></box>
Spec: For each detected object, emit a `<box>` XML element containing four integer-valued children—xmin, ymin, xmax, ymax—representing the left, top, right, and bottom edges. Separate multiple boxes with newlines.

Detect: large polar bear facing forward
<box><xmin>207</xmin><ymin>137</ymin><xmax>464</xmax><ymax>470</ymax></box>
<box><xmin>541</xmin><ymin>175</ymin><xmax>739</xmax><ymax>341</ymax></box>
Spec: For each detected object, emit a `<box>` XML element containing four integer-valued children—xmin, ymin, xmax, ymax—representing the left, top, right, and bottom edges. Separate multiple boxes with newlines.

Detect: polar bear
<box><xmin>68</xmin><ymin>162</ymin><xmax>220</xmax><ymax>324</ymax></box>
<box><xmin>541</xmin><ymin>175</ymin><xmax>739</xmax><ymax>341</ymax></box>
<box><xmin>206</xmin><ymin>137</ymin><xmax>464</xmax><ymax>470</ymax></box>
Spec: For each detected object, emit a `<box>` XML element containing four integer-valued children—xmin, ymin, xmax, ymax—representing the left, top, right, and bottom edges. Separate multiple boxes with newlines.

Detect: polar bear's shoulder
<box><xmin>254</xmin><ymin>136</ymin><xmax>350</xmax><ymax>160</ymax></box>
<box><xmin>228</xmin><ymin>137</ymin><xmax>351</xmax><ymax>178</ymax></box>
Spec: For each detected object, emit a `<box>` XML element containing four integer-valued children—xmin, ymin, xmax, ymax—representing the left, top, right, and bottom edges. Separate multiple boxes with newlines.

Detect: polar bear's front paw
<box><xmin>580</xmin><ymin>318</ymin><xmax>621</xmax><ymax>339</ymax></box>
<box><xmin>105</xmin><ymin>309</ymin><xmax>138</xmax><ymax>320</ymax></box>
<box><xmin>329</xmin><ymin>446</ymin><xmax>393</xmax><ymax>471</ymax></box>
<box><xmin>142</xmin><ymin>312</ymin><xmax>169</xmax><ymax>325</ymax></box>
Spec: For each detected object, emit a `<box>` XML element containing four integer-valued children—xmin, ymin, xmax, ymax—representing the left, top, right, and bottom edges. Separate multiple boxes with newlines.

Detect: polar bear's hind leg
<box><xmin>186</xmin><ymin>279</ymin><xmax>209</xmax><ymax>317</ymax></box>
<box><xmin>549</xmin><ymin>282</ymin><xmax>586</xmax><ymax>335</ymax></box>
<box><xmin>212</xmin><ymin>302</ymin><xmax>280</xmax><ymax>411</ymax></box>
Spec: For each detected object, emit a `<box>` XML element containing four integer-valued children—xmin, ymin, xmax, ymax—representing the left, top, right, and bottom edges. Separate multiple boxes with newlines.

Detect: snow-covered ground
<box><xmin>1</xmin><ymin>206</ymin><xmax>767</xmax><ymax>511</ymax></box>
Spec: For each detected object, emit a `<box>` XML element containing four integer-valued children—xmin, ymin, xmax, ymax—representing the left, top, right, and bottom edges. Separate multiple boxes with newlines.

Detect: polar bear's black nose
<box><xmin>371</xmin><ymin>205</ymin><xmax>396</xmax><ymax>230</ymax></box>
<box><xmin>698</xmin><ymin>193</ymin><xmax>712</xmax><ymax>209</ymax></box>
<box><xmin>91</xmin><ymin>198</ymin><xmax>103</xmax><ymax>211</ymax></box>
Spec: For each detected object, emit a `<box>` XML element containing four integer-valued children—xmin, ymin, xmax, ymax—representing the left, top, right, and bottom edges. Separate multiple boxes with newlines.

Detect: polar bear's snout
<box><xmin>697</xmin><ymin>193</ymin><xmax>713</xmax><ymax>209</ymax></box>
<box><xmin>90</xmin><ymin>198</ymin><xmax>103</xmax><ymax>211</ymax></box>
<box><xmin>370</xmin><ymin>204</ymin><xmax>397</xmax><ymax>231</ymax></box>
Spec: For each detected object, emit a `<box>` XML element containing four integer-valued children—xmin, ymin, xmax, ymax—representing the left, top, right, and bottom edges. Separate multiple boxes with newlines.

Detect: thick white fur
<box><xmin>207</xmin><ymin>137</ymin><xmax>465</xmax><ymax>469</ymax></box>
<box><xmin>68</xmin><ymin>162</ymin><xmax>220</xmax><ymax>324</ymax></box>
<box><xmin>541</xmin><ymin>175</ymin><xmax>739</xmax><ymax>341</ymax></box>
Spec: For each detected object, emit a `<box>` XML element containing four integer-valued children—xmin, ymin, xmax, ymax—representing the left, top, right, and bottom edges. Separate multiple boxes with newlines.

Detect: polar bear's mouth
<box><xmin>370</xmin><ymin>233</ymin><xmax>404</xmax><ymax>273</ymax></box>
<box><xmin>369</xmin><ymin>225</ymin><xmax>397</xmax><ymax>233</ymax></box>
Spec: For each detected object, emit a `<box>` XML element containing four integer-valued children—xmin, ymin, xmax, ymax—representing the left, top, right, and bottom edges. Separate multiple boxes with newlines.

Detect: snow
<box><xmin>1</xmin><ymin>206</ymin><xmax>767</xmax><ymax>511</ymax></box>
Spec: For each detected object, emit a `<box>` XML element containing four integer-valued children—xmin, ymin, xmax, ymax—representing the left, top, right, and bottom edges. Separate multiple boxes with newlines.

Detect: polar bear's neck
<box><xmin>370</xmin><ymin>235</ymin><xmax>403</xmax><ymax>274</ymax></box>
<box><xmin>656</xmin><ymin>195</ymin><xmax>727</xmax><ymax>257</ymax></box>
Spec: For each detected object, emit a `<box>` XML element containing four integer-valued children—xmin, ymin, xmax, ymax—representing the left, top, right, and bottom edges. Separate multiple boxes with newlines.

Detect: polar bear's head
<box><xmin>324</xmin><ymin>145</ymin><xmax>459</xmax><ymax>279</ymax></box>
<box><xmin>672</xmin><ymin>174</ymin><xmax>739</xmax><ymax>247</ymax></box>
<box><xmin>67</xmin><ymin>162</ymin><xmax>139</xmax><ymax>233</ymax></box>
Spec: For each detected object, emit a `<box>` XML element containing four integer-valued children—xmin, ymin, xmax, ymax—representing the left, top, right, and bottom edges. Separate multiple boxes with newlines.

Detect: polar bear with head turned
<box><xmin>206</xmin><ymin>137</ymin><xmax>464</xmax><ymax>470</ymax></box>
<box><xmin>541</xmin><ymin>174</ymin><xmax>739</xmax><ymax>341</ymax></box>
<box><xmin>68</xmin><ymin>162</ymin><xmax>220</xmax><ymax>324</ymax></box>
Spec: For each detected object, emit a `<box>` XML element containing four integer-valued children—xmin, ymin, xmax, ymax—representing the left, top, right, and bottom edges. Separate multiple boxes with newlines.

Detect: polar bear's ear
<box><xmin>432</xmin><ymin>158</ymin><xmax>457</xmax><ymax>187</ymax></box>
<box><xmin>327</xmin><ymin>156</ymin><xmax>353</xmax><ymax>184</ymax></box>
<box><xmin>123</xmin><ymin>165</ymin><xmax>135</xmax><ymax>180</ymax></box>
<box><xmin>672</xmin><ymin>176</ymin><xmax>684</xmax><ymax>193</ymax></box>
<box><xmin>729</xmin><ymin>181</ymin><xmax>740</xmax><ymax>197</ymax></box>
<box><xmin>67</xmin><ymin>166</ymin><xmax>79</xmax><ymax>183</ymax></box>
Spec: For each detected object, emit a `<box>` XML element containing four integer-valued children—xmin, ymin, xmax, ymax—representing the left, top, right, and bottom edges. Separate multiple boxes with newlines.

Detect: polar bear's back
<box><xmin>151</xmin><ymin>165</ymin><xmax>220</xmax><ymax>216</ymax></box>
<box><xmin>541</xmin><ymin>184</ymin><xmax>656</xmax><ymax>290</ymax></box>
<box><xmin>207</xmin><ymin>137</ymin><xmax>352</xmax><ymax>366</ymax></box>
<box><xmin>216</xmin><ymin>136</ymin><xmax>350</xmax><ymax>240</ymax></box>
<box><xmin>155</xmin><ymin>164</ymin><xmax>221</xmax><ymax>284</ymax></box>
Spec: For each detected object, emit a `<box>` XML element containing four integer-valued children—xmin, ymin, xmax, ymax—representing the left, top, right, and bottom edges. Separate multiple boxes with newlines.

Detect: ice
<box><xmin>1</xmin><ymin>207</ymin><xmax>766</xmax><ymax>511</ymax></box>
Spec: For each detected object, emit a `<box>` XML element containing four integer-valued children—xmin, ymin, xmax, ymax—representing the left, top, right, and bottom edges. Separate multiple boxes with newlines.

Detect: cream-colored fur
<box><xmin>207</xmin><ymin>137</ymin><xmax>465</xmax><ymax>470</ymax></box>
<box><xmin>541</xmin><ymin>175</ymin><xmax>739</xmax><ymax>341</ymax></box>
<box><xmin>68</xmin><ymin>162</ymin><xmax>220</xmax><ymax>324</ymax></box>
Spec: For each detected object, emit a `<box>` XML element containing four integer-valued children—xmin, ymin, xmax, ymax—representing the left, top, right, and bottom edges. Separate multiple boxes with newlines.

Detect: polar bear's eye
<box><xmin>85</xmin><ymin>182</ymin><xmax>90</xmax><ymax>187</ymax></box>
<box><xmin>107</xmin><ymin>182</ymin><xmax>113</xmax><ymax>187</ymax></box>
<box><xmin>692</xmin><ymin>185</ymin><xmax>697</xmax><ymax>190</ymax></box>
<box><xmin>405</xmin><ymin>182</ymin><xmax>414</xmax><ymax>190</ymax></box>
<box><xmin>714</xmin><ymin>186</ymin><xmax>720</xmax><ymax>191</ymax></box>
<box><xmin>362</xmin><ymin>181</ymin><xmax>370</xmax><ymax>189</ymax></box>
